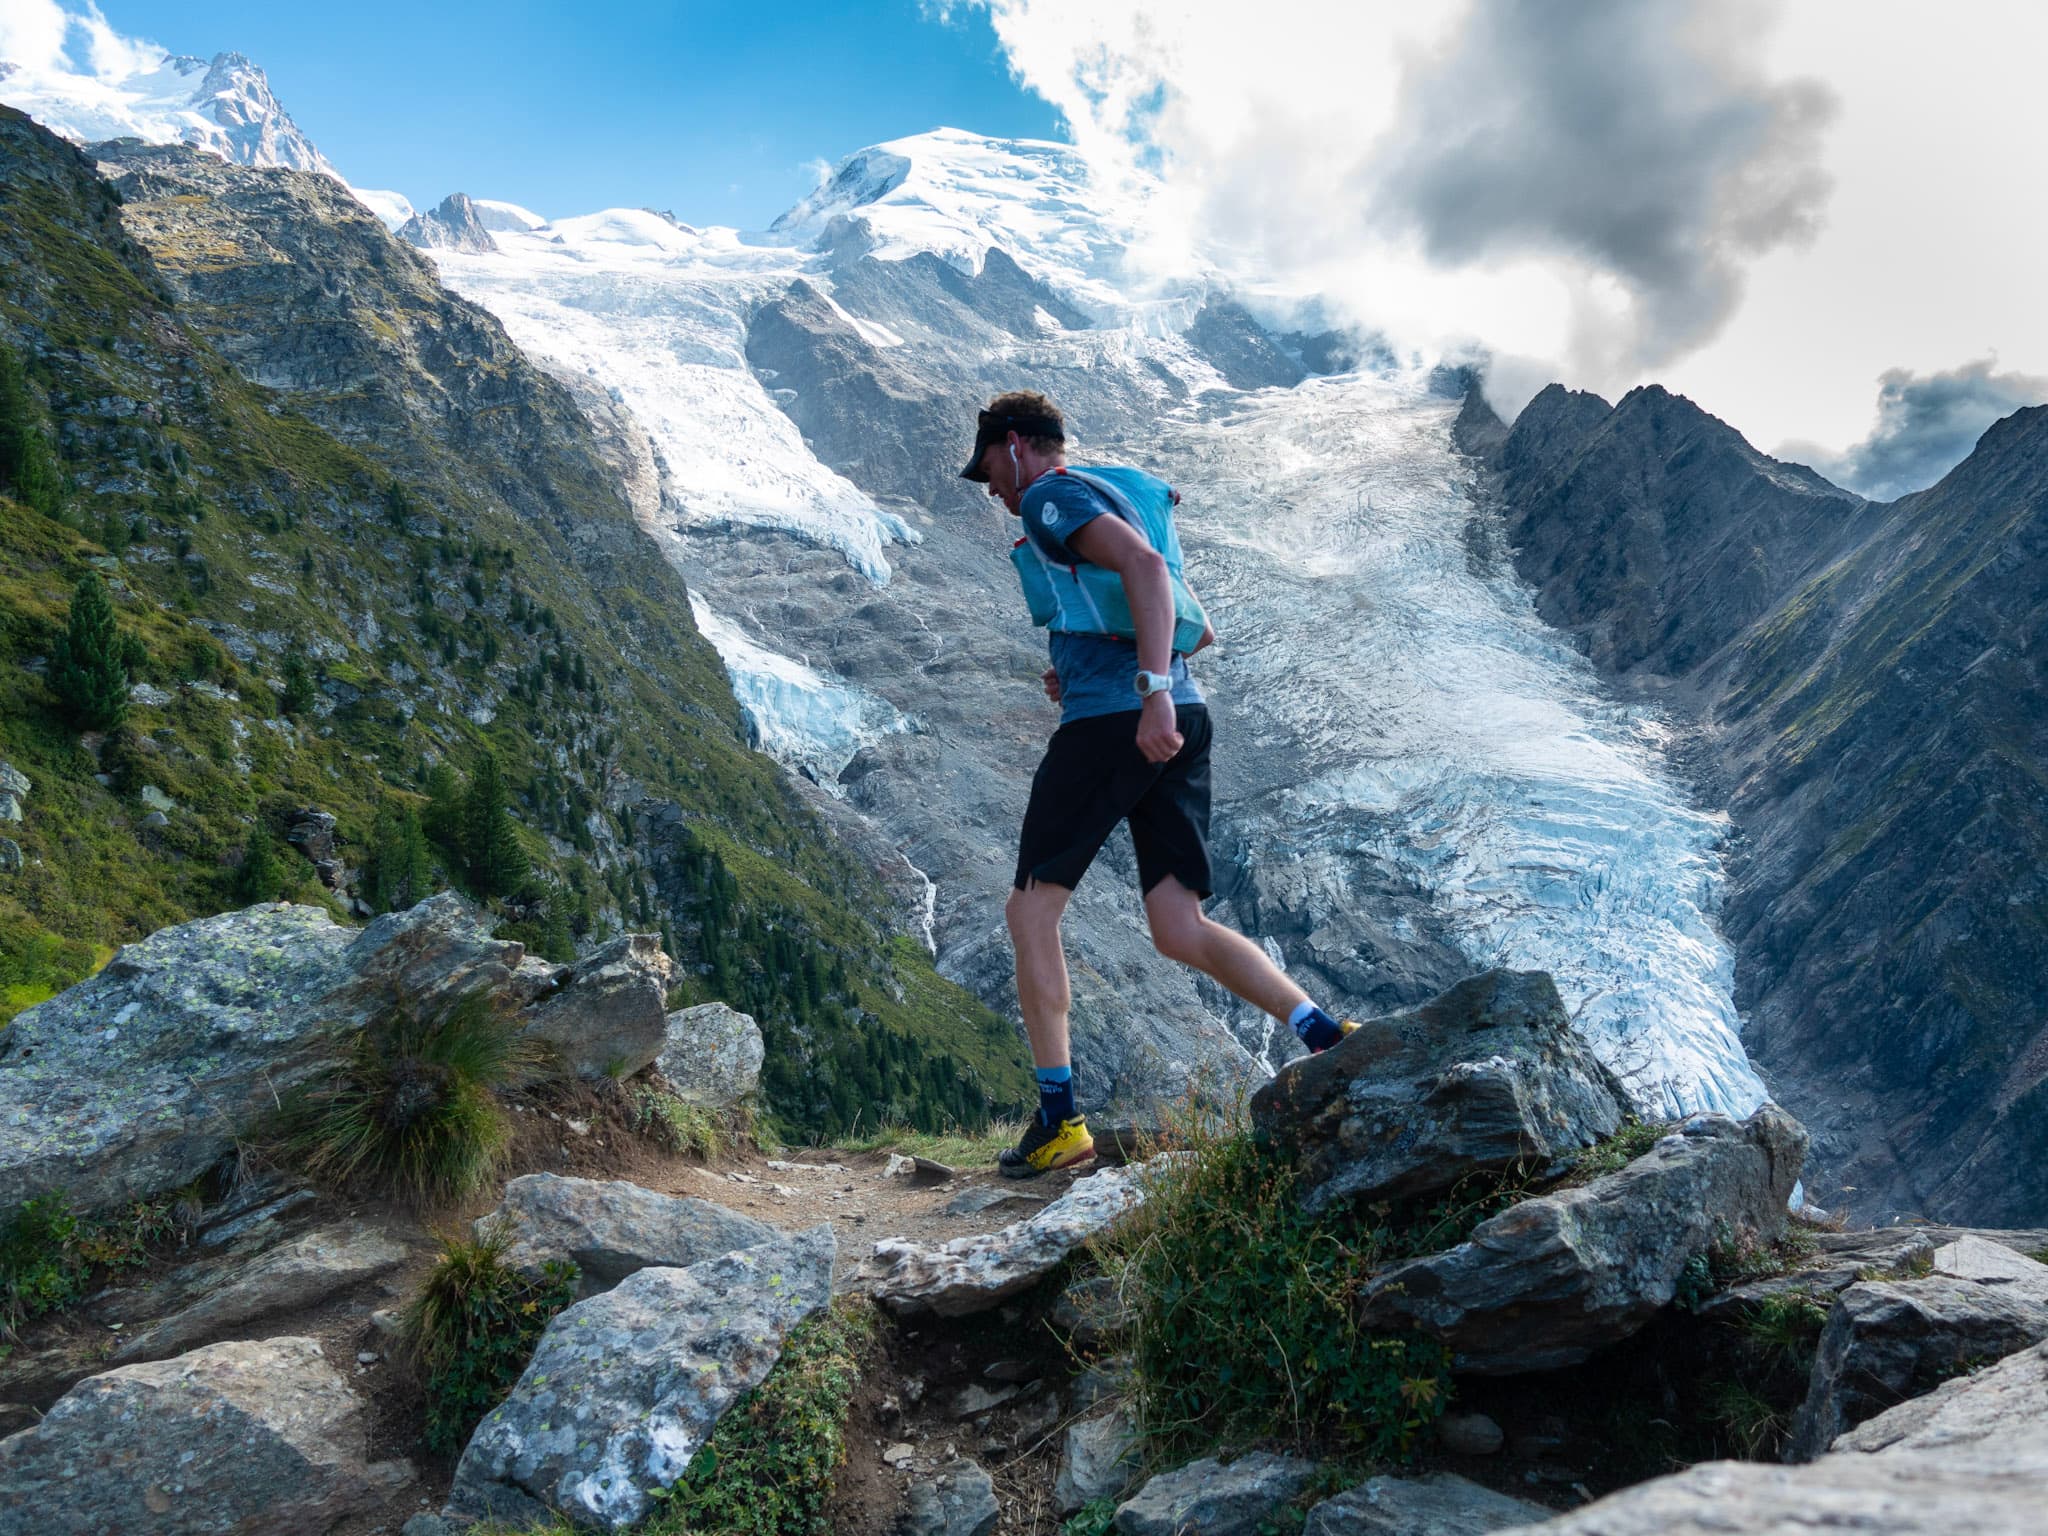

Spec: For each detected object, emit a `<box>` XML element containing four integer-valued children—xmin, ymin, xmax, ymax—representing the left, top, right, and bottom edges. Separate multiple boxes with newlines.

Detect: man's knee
<box><xmin>1150</xmin><ymin>912</ymin><xmax>1207</xmax><ymax>965</ymax></box>
<box><xmin>1006</xmin><ymin>881</ymin><xmax>1065</xmax><ymax>938</ymax></box>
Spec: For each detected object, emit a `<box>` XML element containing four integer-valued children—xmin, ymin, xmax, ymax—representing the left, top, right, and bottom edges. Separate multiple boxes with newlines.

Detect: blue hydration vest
<box><xmin>1010</xmin><ymin>467</ymin><xmax>1209</xmax><ymax>655</ymax></box>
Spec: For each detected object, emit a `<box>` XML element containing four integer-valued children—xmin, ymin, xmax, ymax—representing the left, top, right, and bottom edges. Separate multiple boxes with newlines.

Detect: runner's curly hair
<box><xmin>985</xmin><ymin>389</ymin><xmax>1066</xmax><ymax>455</ymax></box>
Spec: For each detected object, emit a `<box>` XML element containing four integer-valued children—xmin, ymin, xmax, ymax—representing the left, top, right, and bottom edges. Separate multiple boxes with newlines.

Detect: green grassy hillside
<box><xmin>0</xmin><ymin>107</ymin><xmax>1030</xmax><ymax>1135</ymax></box>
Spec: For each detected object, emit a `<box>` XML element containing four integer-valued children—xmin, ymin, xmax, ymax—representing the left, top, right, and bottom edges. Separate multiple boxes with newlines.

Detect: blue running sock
<box><xmin>1035</xmin><ymin>1063</ymin><xmax>1076</xmax><ymax>1127</ymax></box>
<box><xmin>1289</xmin><ymin>1001</ymin><xmax>1345</xmax><ymax>1052</ymax></box>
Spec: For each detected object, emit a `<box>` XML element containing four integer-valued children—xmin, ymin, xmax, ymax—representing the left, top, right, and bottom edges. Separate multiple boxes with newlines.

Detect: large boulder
<box><xmin>520</xmin><ymin>932</ymin><xmax>675</xmax><ymax>1079</ymax></box>
<box><xmin>1786</xmin><ymin>1265</ymin><xmax>2048</xmax><ymax>1460</ymax></box>
<box><xmin>1251</xmin><ymin>970</ymin><xmax>1627</xmax><ymax>1214</ymax></box>
<box><xmin>447</xmin><ymin>1223</ymin><xmax>835</xmax><ymax>1530</ymax></box>
<box><xmin>1114</xmin><ymin>1452</ymin><xmax>1318</xmax><ymax>1536</ymax></box>
<box><xmin>658</xmin><ymin>1002</ymin><xmax>765</xmax><ymax>1108</ymax></box>
<box><xmin>113</xmin><ymin>1222</ymin><xmax>410</xmax><ymax>1363</ymax></box>
<box><xmin>1302</xmin><ymin>1473</ymin><xmax>1551</xmax><ymax>1535</ymax></box>
<box><xmin>478</xmin><ymin>1173</ymin><xmax>778</xmax><ymax>1295</ymax></box>
<box><xmin>859</xmin><ymin>1163</ymin><xmax>1158</xmax><ymax>1317</ymax></box>
<box><xmin>0</xmin><ymin>1335</ymin><xmax>411</xmax><ymax>1535</ymax></box>
<box><xmin>1493</xmin><ymin>1340</ymin><xmax>2048</xmax><ymax>1536</ymax></box>
<box><xmin>0</xmin><ymin>894</ymin><xmax>520</xmax><ymax>1211</ymax></box>
<box><xmin>1357</xmin><ymin>1106</ymin><xmax>1807</xmax><ymax>1373</ymax></box>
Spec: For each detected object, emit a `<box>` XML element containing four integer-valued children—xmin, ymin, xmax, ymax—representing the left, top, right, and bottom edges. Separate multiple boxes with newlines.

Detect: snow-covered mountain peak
<box><xmin>0</xmin><ymin>42</ymin><xmax>331</xmax><ymax>176</ymax></box>
<box><xmin>769</xmin><ymin>126</ymin><xmax>1195</xmax><ymax>320</ymax></box>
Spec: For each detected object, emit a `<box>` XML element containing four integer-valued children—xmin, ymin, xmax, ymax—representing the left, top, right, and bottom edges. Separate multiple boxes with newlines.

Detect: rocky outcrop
<box><xmin>659</xmin><ymin>1002</ymin><xmax>765</xmax><ymax>1108</ymax></box>
<box><xmin>0</xmin><ymin>1336</ymin><xmax>411</xmax><ymax>1535</ymax></box>
<box><xmin>447</xmin><ymin>1223</ymin><xmax>835</xmax><ymax>1530</ymax></box>
<box><xmin>398</xmin><ymin>191</ymin><xmax>498</xmax><ymax>253</ymax></box>
<box><xmin>859</xmin><ymin>1163</ymin><xmax>1158</xmax><ymax>1317</ymax></box>
<box><xmin>111</xmin><ymin>1223</ymin><xmax>409</xmax><ymax>1363</ymax></box>
<box><xmin>518</xmin><ymin>932</ymin><xmax>675</xmax><ymax>1079</ymax></box>
<box><xmin>478</xmin><ymin>1173</ymin><xmax>777</xmax><ymax>1294</ymax></box>
<box><xmin>1484</xmin><ymin>380</ymin><xmax>2048</xmax><ymax>1227</ymax></box>
<box><xmin>1496</xmin><ymin>1340</ymin><xmax>2048</xmax><ymax>1536</ymax></box>
<box><xmin>1114</xmin><ymin>1452</ymin><xmax>1318</xmax><ymax>1536</ymax></box>
<box><xmin>1357</xmin><ymin>1106</ymin><xmax>1807</xmax><ymax>1373</ymax></box>
<box><xmin>1251</xmin><ymin>969</ymin><xmax>1627</xmax><ymax>1214</ymax></box>
<box><xmin>0</xmin><ymin>895</ymin><xmax>518</xmax><ymax>1211</ymax></box>
<box><xmin>1787</xmin><ymin>1263</ymin><xmax>2048</xmax><ymax>1460</ymax></box>
<box><xmin>1183</xmin><ymin>298</ymin><xmax>1308</xmax><ymax>392</ymax></box>
<box><xmin>1302</xmin><ymin>1472</ymin><xmax>1549</xmax><ymax>1535</ymax></box>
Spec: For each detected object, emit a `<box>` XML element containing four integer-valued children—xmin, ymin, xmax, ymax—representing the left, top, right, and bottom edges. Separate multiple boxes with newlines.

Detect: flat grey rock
<box><xmin>1787</xmin><ymin>1274</ymin><xmax>2048</xmax><ymax>1460</ymax></box>
<box><xmin>943</xmin><ymin>1185</ymin><xmax>1047</xmax><ymax>1219</ymax></box>
<box><xmin>658</xmin><ymin>1002</ymin><xmax>765</xmax><ymax>1108</ymax></box>
<box><xmin>1357</xmin><ymin>1105</ymin><xmax>1806</xmax><ymax>1373</ymax></box>
<box><xmin>1114</xmin><ymin>1452</ymin><xmax>1318</xmax><ymax>1536</ymax></box>
<box><xmin>0</xmin><ymin>1335</ymin><xmax>411</xmax><ymax>1535</ymax></box>
<box><xmin>1303</xmin><ymin>1472</ymin><xmax>1550</xmax><ymax>1535</ymax></box>
<box><xmin>1931</xmin><ymin>1235</ymin><xmax>2048</xmax><ymax>1298</ymax></box>
<box><xmin>447</xmin><ymin>1223</ymin><xmax>834</xmax><ymax>1530</ymax></box>
<box><xmin>1250</xmin><ymin>969</ymin><xmax>1628</xmax><ymax>1214</ymax></box>
<box><xmin>520</xmin><ymin>932</ymin><xmax>675</xmax><ymax>1080</ymax></box>
<box><xmin>479</xmin><ymin>1172</ymin><xmax>777</xmax><ymax>1295</ymax></box>
<box><xmin>901</xmin><ymin>1457</ymin><xmax>999</xmax><ymax>1536</ymax></box>
<box><xmin>860</xmin><ymin>1163</ymin><xmax>1157</xmax><ymax>1317</ymax></box>
<box><xmin>113</xmin><ymin>1223</ymin><xmax>408</xmax><ymax>1362</ymax></box>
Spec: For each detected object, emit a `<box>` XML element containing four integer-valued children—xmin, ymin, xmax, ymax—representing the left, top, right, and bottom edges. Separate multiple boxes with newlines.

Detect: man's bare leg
<box><xmin>1005</xmin><ymin>879</ymin><xmax>1075</xmax><ymax>1070</ymax></box>
<box><xmin>1144</xmin><ymin>875</ymin><xmax>1311</xmax><ymax>1021</ymax></box>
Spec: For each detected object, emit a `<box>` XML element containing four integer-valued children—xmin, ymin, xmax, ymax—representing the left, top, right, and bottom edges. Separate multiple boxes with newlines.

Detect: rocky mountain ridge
<box><xmin>1471</xmin><ymin>384</ymin><xmax>2048</xmax><ymax>1224</ymax></box>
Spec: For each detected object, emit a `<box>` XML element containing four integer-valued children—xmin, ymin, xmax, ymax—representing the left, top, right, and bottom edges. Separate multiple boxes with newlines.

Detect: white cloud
<box><xmin>0</xmin><ymin>0</ymin><xmax>73</xmax><ymax>75</ymax></box>
<box><xmin>970</xmin><ymin>0</ymin><xmax>2047</xmax><ymax>468</ymax></box>
<box><xmin>78</xmin><ymin>2</ymin><xmax>161</xmax><ymax>80</ymax></box>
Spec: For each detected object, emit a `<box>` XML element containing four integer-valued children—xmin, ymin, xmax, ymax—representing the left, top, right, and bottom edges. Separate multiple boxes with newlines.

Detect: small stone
<box><xmin>953</xmin><ymin>1382</ymin><xmax>1019</xmax><ymax>1417</ymax></box>
<box><xmin>943</xmin><ymin>1185</ymin><xmax>1048</xmax><ymax>1219</ymax></box>
<box><xmin>883</xmin><ymin>1442</ymin><xmax>917</xmax><ymax>1467</ymax></box>
<box><xmin>138</xmin><ymin>783</ymin><xmax>177</xmax><ymax>811</ymax></box>
<box><xmin>0</xmin><ymin>839</ymin><xmax>20</xmax><ymax>874</ymax></box>
<box><xmin>984</xmin><ymin>1359</ymin><xmax>1040</xmax><ymax>1383</ymax></box>
<box><xmin>1301</xmin><ymin>1472</ymin><xmax>1551</xmax><ymax>1535</ymax></box>
<box><xmin>1437</xmin><ymin>1410</ymin><xmax>1505</xmax><ymax>1456</ymax></box>
<box><xmin>884</xmin><ymin>1153</ymin><xmax>918</xmax><ymax>1178</ymax></box>
<box><xmin>357</xmin><ymin>1350</ymin><xmax>381</xmax><ymax>1365</ymax></box>
<box><xmin>138</xmin><ymin>810</ymin><xmax>170</xmax><ymax>830</ymax></box>
<box><xmin>0</xmin><ymin>793</ymin><xmax>20</xmax><ymax>824</ymax></box>
<box><xmin>912</xmin><ymin>1157</ymin><xmax>956</xmax><ymax>1182</ymax></box>
<box><xmin>370</xmin><ymin>1309</ymin><xmax>403</xmax><ymax>1338</ymax></box>
<box><xmin>901</xmin><ymin>1457</ymin><xmax>999</xmax><ymax>1536</ymax></box>
<box><xmin>128</xmin><ymin>683</ymin><xmax>174</xmax><ymax>707</ymax></box>
<box><xmin>1113</xmin><ymin>1452</ymin><xmax>1318</xmax><ymax>1536</ymax></box>
<box><xmin>401</xmin><ymin>1516</ymin><xmax>453</xmax><ymax>1536</ymax></box>
<box><xmin>1054</xmin><ymin>1404</ymin><xmax>1142</xmax><ymax>1516</ymax></box>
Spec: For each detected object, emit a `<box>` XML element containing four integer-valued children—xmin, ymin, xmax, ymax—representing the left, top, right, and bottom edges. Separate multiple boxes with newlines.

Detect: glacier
<box><xmin>409</xmin><ymin>128</ymin><xmax>1771</xmax><ymax>1121</ymax></box>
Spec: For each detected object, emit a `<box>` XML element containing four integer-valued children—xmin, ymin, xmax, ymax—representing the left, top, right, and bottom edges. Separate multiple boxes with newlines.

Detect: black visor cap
<box><xmin>960</xmin><ymin>408</ymin><xmax>1064</xmax><ymax>482</ymax></box>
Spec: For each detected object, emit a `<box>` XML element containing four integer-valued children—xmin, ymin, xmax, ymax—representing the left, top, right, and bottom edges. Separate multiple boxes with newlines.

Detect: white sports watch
<box><xmin>1134</xmin><ymin>670</ymin><xmax>1174</xmax><ymax>698</ymax></box>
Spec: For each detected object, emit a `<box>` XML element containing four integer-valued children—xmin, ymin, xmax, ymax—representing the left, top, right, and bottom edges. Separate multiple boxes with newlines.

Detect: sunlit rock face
<box><xmin>426</xmin><ymin>130</ymin><xmax>1768</xmax><ymax>1122</ymax></box>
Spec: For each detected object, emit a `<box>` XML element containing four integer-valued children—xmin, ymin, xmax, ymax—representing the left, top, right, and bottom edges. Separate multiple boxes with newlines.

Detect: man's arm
<box><xmin>1067</xmin><ymin>512</ymin><xmax>1183</xmax><ymax>763</ymax></box>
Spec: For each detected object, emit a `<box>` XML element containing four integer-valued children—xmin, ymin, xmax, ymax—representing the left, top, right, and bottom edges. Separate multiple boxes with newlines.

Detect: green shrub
<box><xmin>1</xmin><ymin>1190</ymin><xmax>184</xmax><ymax>1342</ymax></box>
<box><xmin>1571</xmin><ymin>1116</ymin><xmax>1670</xmax><ymax>1180</ymax></box>
<box><xmin>633</xmin><ymin>1086</ymin><xmax>739</xmax><ymax>1161</ymax></box>
<box><xmin>645</xmin><ymin>1297</ymin><xmax>877</xmax><ymax>1536</ymax></box>
<box><xmin>268</xmin><ymin>995</ymin><xmax>525</xmax><ymax>1204</ymax></box>
<box><xmin>236</xmin><ymin>825</ymin><xmax>284</xmax><ymax>903</ymax></box>
<box><xmin>402</xmin><ymin>1221</ymin><xmax>578</xmax><ymax>1457</ymax></box>
<box><xmin>1061</xmin><ymin>1499</ymin><xmax>1119</xmax><ymax>1536</ymax></box>
<box><xmin>1100</xmin><ymin>1109</ymin><xmax>1453</xmax><ymax>1462</ymax></box>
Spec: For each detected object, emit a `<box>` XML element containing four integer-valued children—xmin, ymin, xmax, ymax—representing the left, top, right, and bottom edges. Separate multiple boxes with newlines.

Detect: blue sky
<box><xmin>92</xmin><ymin>0</ymin><xmax>1063</xmax><ymax>227</ymax></box>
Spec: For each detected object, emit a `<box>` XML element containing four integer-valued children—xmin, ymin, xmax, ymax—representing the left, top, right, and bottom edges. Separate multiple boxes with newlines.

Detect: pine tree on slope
<box><xmin>51</xmin><ymin>572</ymin><xmax>129</xmax><ymax>731</ymax></box>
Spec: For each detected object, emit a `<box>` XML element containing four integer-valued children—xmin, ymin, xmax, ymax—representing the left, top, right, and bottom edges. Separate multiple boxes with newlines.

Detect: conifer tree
<box><xmin>422</xmin><ymin>760</ymin><xmax>465</xmax><ymax>853</ymax></box>
<box><xmin>539</xmin><ymin>894</ymin><xmax>576</xmax><ymax>963</ymax></box>
<box><xmin>278</xmin><ymin>644</ymin><xmax>316</xmax><ymax>718</ymax></box>
<box><xmin>368</xmin><ymin>805</ymin><xmax>435</xmax><ymax>913</ymax></box>
<box><xmin>51</xmin><ymin>571</ymin><xmax>130</xmax><ymax>730</ymax></box>
<box><xmin>0</xmin><ymin>344</ymin><xmax>65</xmax><ymax>521</ymax></box>
<box><xmin>237</xmin><ymin>826</ymin><xmax>284</xmax><ymax>903</ymax></box>
<box><xmin>464</xmin><ymin>751</ymin><xmax>529</xmax><ymax>898</ymax></box>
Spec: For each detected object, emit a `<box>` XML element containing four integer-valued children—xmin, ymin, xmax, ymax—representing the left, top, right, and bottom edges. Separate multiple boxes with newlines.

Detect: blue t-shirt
<box><xmin>1019</xmin><ymin>466</ymin><xmax>1205</xmax><ymax>724</ymax></box>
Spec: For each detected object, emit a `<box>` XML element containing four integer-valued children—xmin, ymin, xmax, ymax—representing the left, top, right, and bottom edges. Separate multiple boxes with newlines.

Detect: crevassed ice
<box><xmin>687</xmin><ymin>595</ymin><xmax>908</xmax><ymax>788</ymax></box>
<box><xmin>1178</xmin><ymin>371</ymin><xmax>1768</xmax><ymax>1120</ymax></box>
<box><xmin>430</xmin><ymin>230</ymin><xmax>916</xmax><ymax>583</ymax></box>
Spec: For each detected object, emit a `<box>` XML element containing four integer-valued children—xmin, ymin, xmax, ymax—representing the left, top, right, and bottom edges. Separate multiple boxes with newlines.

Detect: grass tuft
<box><xmin>1095</xmin><ymin>1099</ymin><xmax>1453</xmax><ymax>1464</ymax></box>
<box><xmin>632</xmin><ymin>1085</ymin><xmax>748</xmax><ymax>1162</ymax></box>
<box><xmin>268</xmin><ymin>995</ymin><xmax>530</xmax><ymax>1204</ymax></box>
<box><xmin>1570</xmin><ymin>1116</ymin><xmax>1672</xmax><ymax>1181</ymax></box>
<box><xmin>832</xmin><ymin>1118</ymin><xmax>1026</xmax><ymax>1169</ymax></box>
<box><xmin>400</xmin><ymin>1220</ymin><xmax>578</xmax><ymax>1458</ymax></box>
<box><xmin>644</xmin><ymin>1296</ymin><xmax>878</xmax><ymax>1536</ymax></box>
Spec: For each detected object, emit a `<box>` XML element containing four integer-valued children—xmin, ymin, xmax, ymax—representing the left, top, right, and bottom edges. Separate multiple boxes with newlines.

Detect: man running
<box><xmin>962</xmin><ymin>390</ymin><xmax>1355</xmax><ymax>1178</ymax></box>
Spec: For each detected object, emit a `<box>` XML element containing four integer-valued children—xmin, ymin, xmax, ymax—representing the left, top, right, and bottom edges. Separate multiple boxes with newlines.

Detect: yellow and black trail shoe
<box><xmin>998</xmin><ymin>1114</ymin><xmax>1096</xmax><ymax>1179</ymax></box>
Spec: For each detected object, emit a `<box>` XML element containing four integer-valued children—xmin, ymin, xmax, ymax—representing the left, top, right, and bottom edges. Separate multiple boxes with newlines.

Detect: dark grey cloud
<box><xmin>1370</xmin><ymin>0</ymin><xmax>1834</xmax><ymax>370</ymax></box>
<box><xmin>1781</xmin><ymin>359</ymin><xmax>2048</xmax><ymax>502</ymax></box>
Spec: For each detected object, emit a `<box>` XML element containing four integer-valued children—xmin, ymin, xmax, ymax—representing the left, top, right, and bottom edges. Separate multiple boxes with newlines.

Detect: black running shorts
<box><xmin>1014</xmin><ymin>705</ymin><xmax>1213</xmax><ymax>896</ymax></box>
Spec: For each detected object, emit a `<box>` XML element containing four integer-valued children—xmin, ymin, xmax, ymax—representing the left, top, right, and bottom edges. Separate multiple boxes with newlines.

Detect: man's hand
<box><xmin>1136</xmin><ymin>691</ymin><xmax>1183</xmax><ymax>763</ymax></box>
<box><xmin>1042</xmin><ymin>666</ymin><xmax>1063</xmax><ymax>704</ymax></box>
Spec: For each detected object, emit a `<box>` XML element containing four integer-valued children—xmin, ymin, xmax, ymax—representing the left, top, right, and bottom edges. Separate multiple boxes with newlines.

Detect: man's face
<box><xmin>980</xmin><ymin>437</ymin><xmax>1023</xmax><ymax>515</ymax></box>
